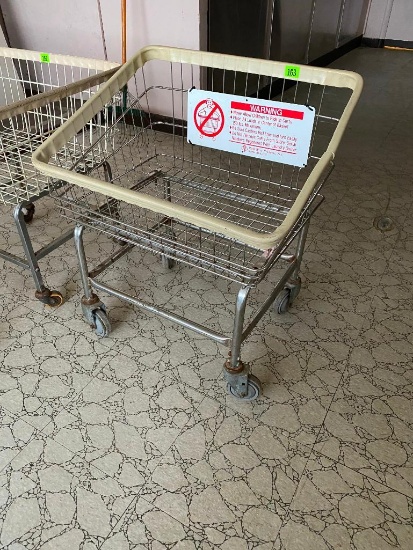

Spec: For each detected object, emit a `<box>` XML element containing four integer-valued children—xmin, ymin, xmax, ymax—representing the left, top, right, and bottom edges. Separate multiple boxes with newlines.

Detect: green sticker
<box><xmin>285</xmin><ymin>65</ymin><xmax>300</xmax><ymax>79</ymax></box>
<box><xmin>40</xmin><ymin>53</ymin><xmax>50</xmax><ymax>63</ymax></box>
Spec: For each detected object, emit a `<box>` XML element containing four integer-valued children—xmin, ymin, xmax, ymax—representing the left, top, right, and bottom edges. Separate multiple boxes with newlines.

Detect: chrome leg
<box><xmin>13</xmin><ymin>203</ymin><xmax>45</xmax><ymax>293</ymax></box>
<box><xmin>75</xmin><ymin>224</ymin><xmax>106</xmax><ymax>325</ymax></box>
<box><xmin>224</xmin><ymin>286</ymin><xmax>251</xmax><ymax>397</ymax></box>
<box><xmin>291</xmin><ymin>216</ymin><xmax>310</xmax><ymax>281</ymax></box>
<box><xmin>74</xmin><ymin>225</ymin><xmax>93</xmax><ymax>301</ymax></box>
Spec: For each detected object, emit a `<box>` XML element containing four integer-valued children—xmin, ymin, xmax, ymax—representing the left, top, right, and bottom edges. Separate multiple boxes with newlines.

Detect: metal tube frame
<box><xmin>292</xmin><ymin>214</ymin><xmax>310</xmax><ymax>281</ymax></box>
<box><xmin>73</xmin><ymin>214</ymin><xmax>312</xmax><ymax>395</ymax></box>
<box><xmin>0</xmin><ymin>190</ymin><xmax>73</xmax><ymax>298</ymax></box>
<box><xmin>74</xmin><ymin>225</ymin><xmax>94</xmax><ymax>301</ymax></box>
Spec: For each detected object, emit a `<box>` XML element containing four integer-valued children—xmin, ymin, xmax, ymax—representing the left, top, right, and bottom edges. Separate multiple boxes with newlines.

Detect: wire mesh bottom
<box><xmin>51</xmin><ymin>137</ymin><xmax>321</xmax><ymax>285</ymax></box>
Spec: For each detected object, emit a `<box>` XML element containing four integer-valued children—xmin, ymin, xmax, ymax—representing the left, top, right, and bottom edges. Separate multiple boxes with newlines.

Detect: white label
<box><xmin>187</xmin><ymin>89</ymin><xmax>315</xmax><ymax>168</ymax></box>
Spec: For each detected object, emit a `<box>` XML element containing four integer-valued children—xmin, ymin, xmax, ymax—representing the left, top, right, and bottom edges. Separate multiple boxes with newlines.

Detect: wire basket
<box><xmin>0</xmin><ymin>47</ymin><xmax>118</xmax><ymax>205</ymax></box>
<box><xmin>33</xmin><ymin>46</ymin><xmax>362</xmax><ymax>285</ymax></box>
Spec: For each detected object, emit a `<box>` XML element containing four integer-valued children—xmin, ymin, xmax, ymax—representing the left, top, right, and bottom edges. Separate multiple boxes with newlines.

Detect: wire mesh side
<box><xmin>48</xmin><ymin>58</ymin><xmax>352</xmax><ymax>283</ymax></box>
<box><xmin>0</xmin><ymin>54</ymin><xmax>116</xmax><ymax>205</ymax></box>
<box><xmin>0</xmin><ymin>54</ymin><xmax>106</xmax><ymax>105</ymax></box>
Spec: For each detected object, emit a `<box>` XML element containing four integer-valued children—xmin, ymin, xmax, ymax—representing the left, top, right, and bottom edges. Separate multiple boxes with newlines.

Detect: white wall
<box><xmin>364</xmin><ymin>0</ymin><xmax>413</xmax><ymax>41</ymax></box>
<box><xmin>0</xmin><ymin>0</ymin><xmax>202</xmax><ymax>61</ymax></box>
<box><xmin>364</xmin><ymin>0</ymin><xmax>394</xmax><ymax>39</ymax></box>
<box><xmin>386</xmin><ymin>0</ymin><xmax>413</xmax><ymax>41</ymax></box>
<box><xmin>0</xmin><ymin>18</ymin><xmax>24</xmax><ymax>106</ymax></box>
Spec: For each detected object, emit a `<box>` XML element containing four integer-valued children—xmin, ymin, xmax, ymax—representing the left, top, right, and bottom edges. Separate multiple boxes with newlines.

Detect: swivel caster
<box><xmin>273</xmin><ymin>277</ymin><xmax>301</xmax><ymax>314</ymax></box>
<box><xmin>35</xmin><ymin>288</ymin><xmax>64</xmax><ymax>308</ymax></box>
<box><xmin>81</xmin><ymin>295</ymin><xmax>111</xmax><ymax>337</ymax></box>
<box><xmin>226</xmin><ymin>374</ymin><xmax>262</xmax><ymax>401</ymax></box>
<box><xmin>273</xmin><ymin>288</ymin><xmax>291</xmax><ymax>314</ymax></box>
<box><xmin>161</xmin><ymin>254</ymin><xmax>176</xmax><ymax>269</ymax></box>
<box><xmin>23</xmin><ymin>203</ymin><xmax>35</xmax><ymax>223</ymax></box>
<box><xmin>93</xmin><ymin>308</ymin><xmax>112</xmax><ymax>337</ymax></box>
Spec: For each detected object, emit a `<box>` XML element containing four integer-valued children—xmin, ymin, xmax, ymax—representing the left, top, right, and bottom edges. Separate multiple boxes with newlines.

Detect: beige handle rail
<box><xmin>0</xmin><ymin>46</ymin><xmax>119</xmax><ymax>70</ymax></box>
<box><xmin>0</xmin><ymin>46</ymin><xmax>119</xmax><ymax>122</ymax></box>
<box><xmin>0</xmin><ymin>67</ymin><xmax>118</xmax><ymax>122</ymax></box>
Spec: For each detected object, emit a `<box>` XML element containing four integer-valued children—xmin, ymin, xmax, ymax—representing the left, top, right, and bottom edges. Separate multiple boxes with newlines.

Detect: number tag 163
<box><xmin>285</xmin><ymin>65</ymin><xmax>300</xmax><ymax>79</ymax></box>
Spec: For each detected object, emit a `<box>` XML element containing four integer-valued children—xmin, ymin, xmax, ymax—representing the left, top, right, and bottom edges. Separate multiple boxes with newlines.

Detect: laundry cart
<box><xmin>33</xmin><ymin>46</ymin><xmax>362</xmax><ymax>397</ymax></box>
<box><xmin>0</xmin><ymin>47</ymin><xmax>118</xmax><ymax>306</ymax></box>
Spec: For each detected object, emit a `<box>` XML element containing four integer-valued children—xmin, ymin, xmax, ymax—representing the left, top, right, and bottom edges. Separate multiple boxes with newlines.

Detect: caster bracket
<box><xmin>35</xmin><ymin>288</ymin><xmax>64</xmax><ymax>307</ymax></box>
<box><xmin>224</xmin><ymin>358</ymin><xmax>250</xmax><ymax>398</ymax></box>
<box><xmin>81</xmin><ymin>294</ymin><xmax>107</xmax><ymax>326</ymax></box>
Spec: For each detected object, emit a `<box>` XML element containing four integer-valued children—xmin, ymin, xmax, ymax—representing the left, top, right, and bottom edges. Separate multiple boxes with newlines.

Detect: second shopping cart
<box><xmin>33</xmin><ymin>46</ymin><xmax>362</xmax><ymax>398</ymax></box>
<box><xmin>0</xmin><ymin>47</ymin><xmax>118</xmax><ymax>305</ymax></box>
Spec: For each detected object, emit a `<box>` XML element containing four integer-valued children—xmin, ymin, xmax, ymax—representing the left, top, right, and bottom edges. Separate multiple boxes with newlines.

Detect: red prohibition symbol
<box><xmin>194</xmin><ymin>98</ymin><xmax>225</xmax><ymax>138</ymax></box>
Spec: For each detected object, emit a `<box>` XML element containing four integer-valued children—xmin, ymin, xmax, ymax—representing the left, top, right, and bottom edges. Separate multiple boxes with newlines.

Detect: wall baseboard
<box><xmin>309</xmin><ymin>36</ymin><xmax>363</xmax><ymax>67</ymax></box>
<box><xmin>257</xmin><ymin>35</ymin><xmax>363</xmax><ymax>102</ymax></box>
<box><xmin>362</xmin><ymin>37</ymin><xmax>385</xmax><ymax>48</ymax></box>
<box><xmin>363</xmin><ymin>37</ymin><xmax>413</xmax><ymax>49</ymax></box>
<box><xmin>384</xmin><ymin>38</ymin><xmax>413</xmax><ymax>49</ymax></box>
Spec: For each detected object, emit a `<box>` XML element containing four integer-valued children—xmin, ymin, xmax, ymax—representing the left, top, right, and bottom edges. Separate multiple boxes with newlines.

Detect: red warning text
<box><xmin>231</xmin><ymin>101</ymin><xmax>304</xmax><ymax>120</ymax></box>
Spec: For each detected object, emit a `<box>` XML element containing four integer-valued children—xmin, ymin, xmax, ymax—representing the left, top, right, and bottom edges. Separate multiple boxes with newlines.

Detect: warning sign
<box><xmin>187</xmin><ymin>89</ymin><xmax>315</xmax><ymax>167</ymax></box>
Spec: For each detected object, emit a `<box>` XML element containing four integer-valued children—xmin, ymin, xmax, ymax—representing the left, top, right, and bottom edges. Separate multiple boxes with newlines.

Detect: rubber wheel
<box><xmin>161</xmin><ymin>254</ymin><xmax>176</xmax><ymax>269</ymax></box>
<box><xmin>23</xmin><ymin>203</ymin><xmax>35</xmax><ymax>223</ymax></box>
<box><xmin>273</xmin><ymin>289</ymin><xmax>290</xmax><ymax>314</ymax></box>
<box><xmin>45</xmin><ymin>291</ymin><xmax>64</xmax><ymax>308</ymax></box>
<box><xmin>93</xmin><ymin>309</ymin><xmax>111</xmax><ymax>337</ymax></box>
<box><xmin>227</xmin><ymin>374</ymin><xmax>262</xmax><ymax>401</ymax></box>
